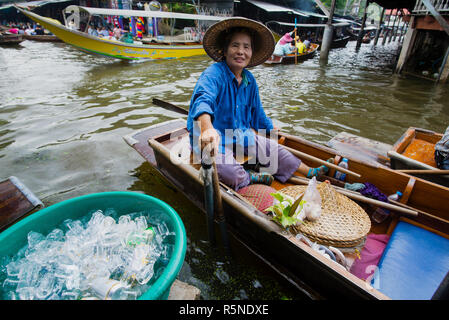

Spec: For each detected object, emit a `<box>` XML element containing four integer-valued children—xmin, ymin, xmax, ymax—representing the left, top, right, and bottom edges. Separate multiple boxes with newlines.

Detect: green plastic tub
<box><xmin>0</xmin><ymin>191</ymin><xmax>186</xmax><ymax>300</ymax></box>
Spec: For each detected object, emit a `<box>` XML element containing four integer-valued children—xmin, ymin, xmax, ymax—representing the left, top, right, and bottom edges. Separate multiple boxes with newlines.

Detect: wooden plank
<box><xmin>327</xmin><ymin>132</ymin><xmax>390</xmax><ymax>168</ymax></box>
<box><xmin>0</xmin><ymin>177</ymin><xmax>43</xmax><ymax>231</ymax></box>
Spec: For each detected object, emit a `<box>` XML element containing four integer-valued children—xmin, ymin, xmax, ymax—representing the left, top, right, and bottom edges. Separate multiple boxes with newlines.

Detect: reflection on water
<box><xmin>1</xmin><ymin>39</ymin><xmax>448</xmax><ymax>299</ymax></box>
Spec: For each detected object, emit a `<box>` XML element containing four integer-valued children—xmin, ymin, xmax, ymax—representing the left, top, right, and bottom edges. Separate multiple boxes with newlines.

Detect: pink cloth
<box><xmin>8</xmin><ymin>28</ymin><xmax>19</xmax><ymax>34</ymax></box>
<box><xmin>349</xmin><ymin>233</ymin><xmax>390</xmax><ymax>281</ymax></box>
<box><xmin>279</xmin><ymin>33</ymin><xmax>293</xmax><ymax>45</ymax></box>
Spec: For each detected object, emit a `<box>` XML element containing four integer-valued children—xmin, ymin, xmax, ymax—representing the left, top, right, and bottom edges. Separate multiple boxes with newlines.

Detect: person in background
<box><xmin>435</xmin><ymin>126</ymin><xmax>449</xmax><ymax>170</ymax></box>
<box><xmin>113</xmin><ymin>25</ymin><xmax>124</xmax><ymax>40</ymax></box>
<box><xmin>187</xmin><ymin>18</ymin><xmax>332</xmax><ymax>191</ymax></box>
<box><xmin>295</xmin><ymin>35</ymin><xmax>307</xmax><ymax>54</ymax></box>
<box><xmin>34</xmin><ymin>25</ymin><xmax>44</xmax><ymax>35</ymax></box>
<box><xmin>273</xmin><ymin>31</ymin><xmax>296</xmax><ymax>57</ymax></box>
<box><xmin>99</xmin><ymin>26</ymin><xmax>109</xmax><ymax>38</ymax></box>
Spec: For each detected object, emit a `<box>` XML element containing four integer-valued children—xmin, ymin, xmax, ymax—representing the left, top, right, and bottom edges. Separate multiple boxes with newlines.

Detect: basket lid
<box><xmin>280</xmin><ymin>182</ymin><xmax>371</xmax><ymax>247</ymax></box>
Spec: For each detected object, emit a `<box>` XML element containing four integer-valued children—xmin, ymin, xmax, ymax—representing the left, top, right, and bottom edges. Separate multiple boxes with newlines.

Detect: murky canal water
<box><xmin>1</xmin><ymin>39</ymin><xmax>448</xmax><ymax>300</ymax></box>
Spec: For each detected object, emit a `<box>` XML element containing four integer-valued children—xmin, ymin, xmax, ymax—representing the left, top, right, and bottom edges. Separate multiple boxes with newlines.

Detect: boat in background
<box><xmin>16</xmin><ymin>5</ymin><xmax>224</xmax><ymax>60</ymax></box>
<box><xmin>388</xmin><ymin>127</ymin><xmax>448</xmax><ymax>187</ymax></box>
<box><xmin>264</xmin><ymin>43</ymin><xmax>319</xmax><ymax>65</ymax></box>
<box><xmin>23</xmin><ymin>34</ymin><xmax>62</xmax><ymax>42</ymax></box>
<box><xmin>266</xmin><ymin>20</ymin><xmax>351</xmax><ymax>50</ymax></box>
<box><xmin>124</xmin><ymin>101</ymin><xmax>449</xmax><ymax>300</ymax></box>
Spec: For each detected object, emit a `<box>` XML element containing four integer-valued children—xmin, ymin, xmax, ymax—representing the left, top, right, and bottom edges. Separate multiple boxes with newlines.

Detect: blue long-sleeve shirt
<box><xmin>187</xmin><ymin>61</ymin><xmax>273</xmax><ymax>156</ymax></box>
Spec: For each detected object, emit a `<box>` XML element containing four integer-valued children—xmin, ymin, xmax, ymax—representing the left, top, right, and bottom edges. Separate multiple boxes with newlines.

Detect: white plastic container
<box><xmin>334</xmin><ymin>158</ymin><xmax>349</xmax><ymax>181</ymax></box>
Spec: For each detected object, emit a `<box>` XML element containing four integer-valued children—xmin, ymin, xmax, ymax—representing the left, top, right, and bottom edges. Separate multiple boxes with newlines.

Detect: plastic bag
<box><xmin>298</xmin><ymin>177</ymin><xmax>322</xmax><ymax>222</ymax></box>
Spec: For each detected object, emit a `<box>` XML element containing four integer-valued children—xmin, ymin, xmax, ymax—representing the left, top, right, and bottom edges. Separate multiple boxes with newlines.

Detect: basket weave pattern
<box><xmin>280</xmin><ymin>183</ymin><xmax>371</xmax><ymax>247</ymax></box>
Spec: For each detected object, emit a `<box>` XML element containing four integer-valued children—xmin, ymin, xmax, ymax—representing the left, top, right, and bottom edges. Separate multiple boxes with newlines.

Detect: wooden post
<box><xmin>373</xmin><ymin>7</ymin><xmax>385</xmax><ymax>46</ymax></box>
<box><xmin>356</xmin><ymin>0</ymin><xmax>369</xmax><ymax>50</ymax></box>
<box><xmin>395</xmin><ymin>16</ymin><xmax>417</xmax><ymax>75</ymax></box>
<box><xmin>319</xmin><ymin>0</ymin><xmax>336</xmax><ymax>62</ymax></box>
<box><xmin>382</xmin><ymin>12</ymin><xmax>390</xmax><ymax>45</ymax></box>
<box><xmin>388</xmin><ymin>10</ymin><xmax>399</xmax><ymax>43</ymax></box>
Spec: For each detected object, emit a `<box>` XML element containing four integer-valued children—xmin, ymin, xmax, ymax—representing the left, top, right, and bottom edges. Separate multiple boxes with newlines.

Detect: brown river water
<box><xmin>1</xmin><ymin>39</ymin><xmax>448</xmax><ymax>300</ymax></box>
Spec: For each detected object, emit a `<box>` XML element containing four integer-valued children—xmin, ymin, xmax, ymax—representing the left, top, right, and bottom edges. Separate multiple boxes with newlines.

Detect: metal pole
<box><xmin>382</xmin><ymin>12</ymin><xmax>390</xmax><ymax>45</ymax></box>
<box><xmin>392</xmin><ymin>10</ymin><xmax>402</xmax><ymax>42</ymax></box>
<box><xmin>356</xmin><ymin>0</ymin><xmax>368</xmax><ymax>50</ymax></box>
<box><xmin>373</xmin><ymin>7</ymin><xmax>385</xmax><ymax>46</ymax></box>
<box><xmin>437</xmin><ymin>45</ymin><xmax>449</xmax><ymax>83</ymax></box>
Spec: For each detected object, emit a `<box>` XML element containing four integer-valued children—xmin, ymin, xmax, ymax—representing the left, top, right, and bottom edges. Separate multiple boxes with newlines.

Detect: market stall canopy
<box><xmin>244</xmin><ymin>0</ymin><xmax>327</xmax><ymax>18</ymax></box>
<box><xmin>0</xmin><ymin>0</ymin><xmax>72</xmax><ymax>11</ymax></box>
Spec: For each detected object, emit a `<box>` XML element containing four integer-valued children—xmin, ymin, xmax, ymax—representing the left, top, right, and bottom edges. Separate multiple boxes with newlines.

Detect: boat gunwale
<box><xmin>138</xmin><ymin>119</ymin><xmax>391</xmax><ymax>300</ymax></box>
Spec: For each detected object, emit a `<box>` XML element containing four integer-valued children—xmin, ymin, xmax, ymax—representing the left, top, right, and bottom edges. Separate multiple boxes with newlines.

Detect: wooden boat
<box><xmin>264</xmin><ymin>43</ymin><xmax>319</xmax><ymax>65</ymax></box>
<box><xmin>16</xmin><ymin>5</ymin><xmax>224</xmax><ymax>60</ymax></box>
<box><xmin>22</xmin><ymin>34</ymin><xmax>62</xmax><ymax>42</ymax></box>
<box><xmin>0</xmin><ymin>176</ymin><xmax>44</xmax><ymax>232</ymax></box>
<box><xmin>0</xmin><ymin>33</ymin><xmax>24</xmax><ymax>45</ymax></box>
<box><xmin>388</xmin><ymin>127</ymin><xmax>448</xmax><ymax>187</ymax></box>
<box><xmin>123</xmin><ymin>100</ymin><xmax>449</xmax><ymax>300</ymax></box>
<box><xmin>317</xmin><ymin>35</ymin><xmax>351</xmax><ymax>49</ymax></box>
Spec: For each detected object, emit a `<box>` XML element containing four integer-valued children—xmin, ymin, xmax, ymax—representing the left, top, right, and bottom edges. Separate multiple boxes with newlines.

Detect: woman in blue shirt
<box><xmin>187</xmin><ymin>18</ymin><xmax>330</xmax><ymax>190</ymax></box>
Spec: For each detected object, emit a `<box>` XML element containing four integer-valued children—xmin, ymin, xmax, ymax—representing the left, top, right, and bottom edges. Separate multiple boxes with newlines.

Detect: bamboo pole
<box><xmin>398</xmin><ymin>169</ymin><xmax>449</xmax><ymax>175</ymax></box>
<box><xmin>288</xmin><ymin>176</ymin><xmax>418</xmax><ymax>216</ymax></box>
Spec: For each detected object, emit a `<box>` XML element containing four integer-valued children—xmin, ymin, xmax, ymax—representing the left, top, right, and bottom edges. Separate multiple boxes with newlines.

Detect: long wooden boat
<box><xmin>124</xmin><ymin>103</ymin><xmax>449</xmax><ymax>300</ymax></box>
<box><xmin>264</xmin><ymin>43</ymin><xmax>319</xmax><ymax>65</ymax></box>
<box><xmin>266</xmin><ymin>21</ymin><xmax>351</xmax><ymax>51</ymax></box>
<box><xmin>16</xmin><ymin>5</ymin><xmax>224</xmax><ymax>60</ymax></box>
<box><xmin>388</xmin><ymin>127</ymin><xmax>448</xmax><ymax>187</ymax></box>
<box><xmin>22</xmin><ymin>34</ymin><xmax>62</xmax><ymax>42</ymax></box>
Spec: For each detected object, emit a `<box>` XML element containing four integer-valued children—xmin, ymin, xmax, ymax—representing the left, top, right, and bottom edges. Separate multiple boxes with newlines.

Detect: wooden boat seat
<box><xmin>372</xmin><ymin>219</ymin><xmax>449</xmax><ymax>299</ymax></box>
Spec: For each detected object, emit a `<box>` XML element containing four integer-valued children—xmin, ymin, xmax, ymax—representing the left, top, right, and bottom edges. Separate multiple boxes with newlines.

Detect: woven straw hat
<box><xmin>202</xmin><ymin>17</ymin><xmax>275</xmax><ymax>68</ymax></box>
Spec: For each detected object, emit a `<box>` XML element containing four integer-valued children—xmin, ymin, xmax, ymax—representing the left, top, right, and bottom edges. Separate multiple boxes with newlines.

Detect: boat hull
<box><xmin>18</xmin><ymin>8</ymin><xmax>206</xmax><ymax>60</ymax></box>
<box><xmin>124</xmin><ymin>119</ymin><xmax>395</xmax><ymax>300</ymax></box>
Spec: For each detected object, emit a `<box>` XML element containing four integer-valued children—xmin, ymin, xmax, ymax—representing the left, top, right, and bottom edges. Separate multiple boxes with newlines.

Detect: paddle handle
<box><xmin>288</xmin><ymin>176</ymin><xmax>418</xmax><ymax>217</ymax></box>
<box><xmin>282</xmin><ymin>145</ymin><xmax>361</xmax><ymax>178</ymax></box>
<box><xmin>398</xmin><ymin>169</ymin><xmax>449</xmax><ymax>175</ymax></box>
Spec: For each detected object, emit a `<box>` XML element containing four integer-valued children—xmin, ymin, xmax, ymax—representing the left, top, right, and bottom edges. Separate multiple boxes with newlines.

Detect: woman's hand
<box><xmin>200</xmin><ymin>127</ymin><xmax>220</xmax><ymax>157</ymax></box>
<box><xmin>197</xmin><ymin>113</ymin><xmax>220</xmax><ymax>157</ymax></box>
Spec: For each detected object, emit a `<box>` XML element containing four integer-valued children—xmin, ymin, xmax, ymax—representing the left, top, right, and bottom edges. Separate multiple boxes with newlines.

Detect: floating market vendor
<box><xmin>187</xmin><ymin>18</ymin><xmax>332</xmax><ymax>191</ymax></box>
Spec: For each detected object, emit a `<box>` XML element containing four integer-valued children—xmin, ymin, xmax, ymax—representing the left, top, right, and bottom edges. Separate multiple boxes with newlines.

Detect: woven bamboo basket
<box><xmin>280</xmin><ymin>182</ymin><xmax>371</xmax><ymax>248</ymax></box>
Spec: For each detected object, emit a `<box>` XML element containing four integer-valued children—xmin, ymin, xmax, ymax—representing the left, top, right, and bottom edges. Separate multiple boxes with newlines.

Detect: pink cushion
<box><xmin>237</xmin><ymin>184</ymin><xmax>276</xmax><ymax>212</ymax></box>
<box><xmin>350</xmin><ymin>233</ymin><xmax>390</xmax><ymax>281</ymax></box>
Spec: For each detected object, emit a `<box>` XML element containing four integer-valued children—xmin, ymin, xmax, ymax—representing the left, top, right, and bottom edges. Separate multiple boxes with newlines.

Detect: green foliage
<box><xmin>265</xmin><ymin>192</ymin><xmax>305</xmax><ymax>229</ymax></box>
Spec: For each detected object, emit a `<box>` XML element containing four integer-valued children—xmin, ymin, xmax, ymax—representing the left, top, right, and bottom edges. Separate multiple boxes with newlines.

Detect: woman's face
<box><xmin>224</xmin><ymin>32</ymin><xmax>252</xmax><ymax>74</ymax></box>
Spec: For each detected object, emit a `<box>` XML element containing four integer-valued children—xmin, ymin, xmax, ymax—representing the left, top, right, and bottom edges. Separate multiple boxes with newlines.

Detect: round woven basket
<box><xmin>280</xmin><ymin>183</ymin><xmax>371</xmax><ymax>248</ymax></box>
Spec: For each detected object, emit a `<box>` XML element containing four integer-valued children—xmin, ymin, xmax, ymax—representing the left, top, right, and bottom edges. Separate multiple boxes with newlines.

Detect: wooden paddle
<box><xmin>152</xmin><ymin>98</ymin><xmax>189</xmax><ymax>115</ymax></box>
<box><xmin>398</xmin><ymin>169</ymin><xmax>449</xmax><ymax>175</ymax></box>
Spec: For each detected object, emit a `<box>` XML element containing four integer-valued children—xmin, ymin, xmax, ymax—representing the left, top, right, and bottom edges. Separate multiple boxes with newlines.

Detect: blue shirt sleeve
<box><xmin>188</xmin><ymin>68</ymin><xmax>220</xmax><ymax>123</ymax></box>
<box><xmin>249</xmin><ymin>76</ymin><xmax>273</xmax><ymax>132</ymax></box>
